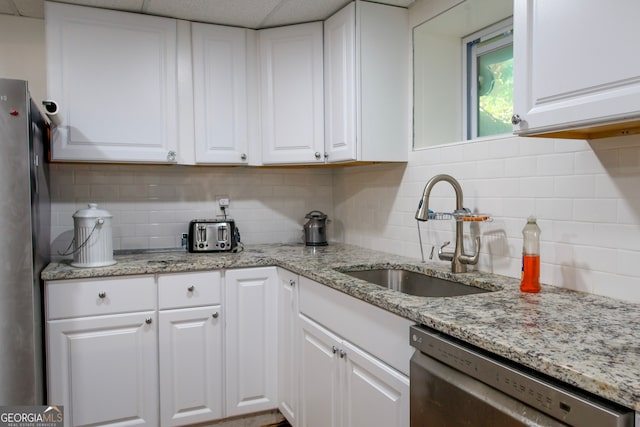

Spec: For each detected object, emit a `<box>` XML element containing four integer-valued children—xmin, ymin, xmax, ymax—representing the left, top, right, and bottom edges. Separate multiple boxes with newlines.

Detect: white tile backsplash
<box><xmin>50</xmin><ymin>164</ymin><xmax>333</xmax><ymax>255</ymax></box>
<box><xmin>333</xmin><ymin>135</ymin><xmax>640</xmax><ymax>303</ymax></box>
<box><xmin>50</xmin><ymin>135</ymin><xmax>640</xmax><ymax>303</ymax></box>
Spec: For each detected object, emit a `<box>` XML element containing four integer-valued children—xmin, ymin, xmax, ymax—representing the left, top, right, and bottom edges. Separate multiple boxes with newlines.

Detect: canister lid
<box><xmin>73</xmin><ymin>203</ymin><xmax>113</xmax><ymax>219</ymax></box>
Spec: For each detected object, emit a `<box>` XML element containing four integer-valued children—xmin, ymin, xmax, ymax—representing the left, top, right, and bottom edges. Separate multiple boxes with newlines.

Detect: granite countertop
<box><xmin>42</xmin><ymin>243</ymin><xmax>640</xmax><ymax>412</ymax></box>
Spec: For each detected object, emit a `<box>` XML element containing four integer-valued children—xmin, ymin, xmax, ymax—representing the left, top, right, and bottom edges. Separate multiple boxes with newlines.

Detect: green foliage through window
<box><xmin>464</xmin><ymin>19</ymin><xmax>513</xmax><ymax>139</ymax></box>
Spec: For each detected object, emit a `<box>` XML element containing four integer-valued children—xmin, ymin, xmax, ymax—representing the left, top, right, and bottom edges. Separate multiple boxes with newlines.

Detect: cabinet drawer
<box><xmin>158</xmin><ymin>271</ymin><xmax>221</xmax><ymax>309</ymax></box>
<box><xmin>46</xmin><ymin>275</ymin><xmax>155</xmax><ymax>320</ymax></box>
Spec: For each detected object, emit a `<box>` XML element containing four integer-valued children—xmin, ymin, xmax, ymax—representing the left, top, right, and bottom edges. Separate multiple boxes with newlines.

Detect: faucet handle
<box><xmin>459</xmin><ymin>236</ymin><xmax>481</xmax><ymax>265</ymax></box>
<box><xmin>438</xmin><ymin>241</ymin><xmax>454</xmax><ymax>261</ymax></box>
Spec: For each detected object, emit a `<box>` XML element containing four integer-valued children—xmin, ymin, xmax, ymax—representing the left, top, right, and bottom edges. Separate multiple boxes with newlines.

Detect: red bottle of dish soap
<box><xmin>520</xmin><ymin>216</ymin><xmax>541</xmax><ymax>293</ymax></box>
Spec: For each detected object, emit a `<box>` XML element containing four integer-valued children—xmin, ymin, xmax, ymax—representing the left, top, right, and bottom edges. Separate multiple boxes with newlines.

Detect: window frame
<box><xmin>462</xmin><ymin>17</ymin><xmax>514</xmax><ymax>140</ymax></box>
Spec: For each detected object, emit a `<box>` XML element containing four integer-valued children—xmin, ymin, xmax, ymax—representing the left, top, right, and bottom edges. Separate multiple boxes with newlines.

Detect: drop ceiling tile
<box><xmin>0</xmin><ymin>0</ymin><xmax>414</xmax><ymax>27</ymax></box>
<box><xmin>0</xmin><ymin>0</ymin><xmax>18</xmax><ymax>15</ymax></box>
<box><xmin>14</xmin><ymin>0</ymin><xmax>45</xmax><ymax>17</ymax></box>
<box><xmin>372</xmin><ymin>0</ymin><xmax>415</xmax><ymax>6</ymax></box>
<box><xmin>144</xmin><ymin>0</ymin><xmax>283</xmax><ymax>28</ymax></box>
<box><xmin>260</xmin><ymin>0</ymin><xmax>349</xmax><ymax>28</ymax></box>
<box><xmin>53</xmin><ymin>0</ymin><xmax>144</xmax><ymax>13</ymax></box>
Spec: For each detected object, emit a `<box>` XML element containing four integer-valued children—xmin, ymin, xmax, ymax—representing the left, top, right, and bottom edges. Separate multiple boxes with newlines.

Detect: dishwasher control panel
<box><xmin>410</xmin><ymin>325</ymin><xmax>634</xmax><ymax>427</ymax></box>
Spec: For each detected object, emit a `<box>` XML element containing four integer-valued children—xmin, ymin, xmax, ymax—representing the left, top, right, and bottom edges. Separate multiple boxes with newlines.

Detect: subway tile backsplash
<box><xmin>332</xmin><ymin>135</ymin><xmax>640</xmax><ymax>303</ymax></box>
<box><xmin>50</xmin><ymin>164</ymin><xmax>333</xmax><ymax>256</ymax></box>
<box><xmin>50</xmin><ymin>134</ymin><xmax>640</xmax><ymax>303</ymax></box>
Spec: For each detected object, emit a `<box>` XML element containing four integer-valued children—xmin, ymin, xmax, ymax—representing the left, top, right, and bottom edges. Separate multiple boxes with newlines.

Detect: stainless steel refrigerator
<box><xmin>0</xmin><ymin>78</ymin><xmax>50</xmax><ymax>405</ymax></box>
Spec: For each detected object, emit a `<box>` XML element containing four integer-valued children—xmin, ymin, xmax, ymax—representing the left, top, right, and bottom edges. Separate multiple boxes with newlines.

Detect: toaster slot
<box><xmin>218</xmin><ymin>225</ymin><xmax>228</xmax><ymax>243</ymax></box>
<box><xmin>197</xmin><ymin>224</ymin><xmax>207</xmax><ymax>242</ymax></box>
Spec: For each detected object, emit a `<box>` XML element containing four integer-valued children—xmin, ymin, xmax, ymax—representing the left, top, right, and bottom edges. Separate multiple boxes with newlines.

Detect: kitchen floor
<box><xmin>192</xmin><ymin>410</ymin><xmax>289</xmax><ymax>427</ymax></box>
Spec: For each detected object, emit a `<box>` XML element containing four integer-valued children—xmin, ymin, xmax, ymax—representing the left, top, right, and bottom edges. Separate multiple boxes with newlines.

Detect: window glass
<box><xmin>464</xmin><ymin>19</ymin><xmax>513</xmax><ymax>140</ymax></box>
<box><xmin>477</xmin><ymin>44</ymin><xmax>513</xmax><ymax>137</ymax></box>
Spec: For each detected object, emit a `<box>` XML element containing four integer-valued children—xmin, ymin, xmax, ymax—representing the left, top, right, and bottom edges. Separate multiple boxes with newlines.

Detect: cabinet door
<box><xmin>277</xmin><ymin>268</ymin><xmax>299</xmax><ymax>425</ymax></box>
<box><xmin>192</xmin><ymin>23</ymin><xmax>249</xmax><ymax>164</ymax></box>
<box><xmin>513</xmin><ymin>0</ymin><xmax>640</xmax><ymax>136</ymax></box>
<box><xmin>47</xmin><ymin>312</ymin><xmax>158</xmax><ymax>427</ymax></box>
<box><xmin>324</xmin><ymin>2</ymin><xmax>357</xmax><ymax>163</ymax></box>
<box><xmin>324</xmin><ymin>1</ymin><xmax>408</xmax><ymax>163</ymax></box>
<box><xmin>45</xmin><ymin>2</ymin><xmax>178</xmax><ymax>163</ymax></box>
<box><xmin>159</xmin><ymin>306</ymin><xmax>223</xmax><ymax>426</ymax></box>
<box><xmin>298</xmin><ymin>315</ymin><xmax>341</xmax><ymax>427</ymax></box>
<box><xmin>225</xmin><ymin>267</ymin><xmax>278</xmax><ymax>416</ymax></box>
<box><xmin>259</xmin><ymin>22</ymin><xmax>325</xmax><ymax>164</ymax></box>
<box><xmin>342</xmin><ymin>340</ymin><xmax>409</xmax><ymax>427</ymax></box>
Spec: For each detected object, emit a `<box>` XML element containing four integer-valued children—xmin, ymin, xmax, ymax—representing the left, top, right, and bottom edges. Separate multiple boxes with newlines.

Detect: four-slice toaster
<box><xmin>188</xmin><ymin>219</ymin><xmax>238</xmax><ymax>252</ymax></box>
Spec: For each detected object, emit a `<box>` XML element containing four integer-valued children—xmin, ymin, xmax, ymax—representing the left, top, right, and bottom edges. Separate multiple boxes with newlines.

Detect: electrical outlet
<box><xmin>219</xmin><ymin>198</ymin><xmax>230</xmax><ymax>207</ymax></box>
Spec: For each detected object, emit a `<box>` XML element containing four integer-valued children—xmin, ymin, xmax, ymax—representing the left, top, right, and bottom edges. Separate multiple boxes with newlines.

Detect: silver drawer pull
<box><xmin>98</xmin><ymin>292</ymin><xmax>106</xmax><ymax>299</ymax></box>
<box><xmin>212</xmin><ymin>312</ymin><xmax>219</xmax><ymax>319</ymax></box>
<box><xmin>145</xmin><ymin>317</ymin><xmax>152</xmax><ymax>325</ymax></box>
<box><xmin>332</xmin><ymin>346</ymin><xmax>338</xmax><ymax>354</ymax></box>
<box><xmin>188</xmin><ymin>285</ymin><xmax>195</xmax><ymax>292</ymax></box>
<box><xmin>339</xmin><ymin>349</ymin><xmax>347</xmax><ymax>359</ymax></box>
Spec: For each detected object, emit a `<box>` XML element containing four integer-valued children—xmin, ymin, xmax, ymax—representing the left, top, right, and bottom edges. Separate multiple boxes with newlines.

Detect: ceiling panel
<box><xmin>259</xmin><ymin>0</ymin><xmax>350</xmax><ymax>28</ymax></box>
<box><xmin>14</xmin><ymin>0</ymin><xmax>45</xmax><ymax>17</ymax></box>
<box><xmin>144</xmin><ymin>0</ymin><xmax>283</xmax><ymax>28</ymax></box>
<box><xmin>0</xmin><ymin>0</ymin><xmax>18</xmax><ymax>15</ymax></box>
<box><xmin>1</xmin><ymin>0</ymin><xmax>415</xmax><ymax>28</ymax></box>
<box><xmin>368</xmin><ymin>0</ymin><xmax>414</xmax><ymax>6</ymax></box>
<box><xmin>52</xmin><ymin>0</ymin><xmax>144</xmax><ymax>13</ymax></box>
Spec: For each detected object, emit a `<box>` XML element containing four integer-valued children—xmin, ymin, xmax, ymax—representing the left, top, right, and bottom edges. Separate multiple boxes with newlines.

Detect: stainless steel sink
<box><xmin>342</xmin><ymin>269</ymin><xmax>491</xmax><ymax>297</ymax></box>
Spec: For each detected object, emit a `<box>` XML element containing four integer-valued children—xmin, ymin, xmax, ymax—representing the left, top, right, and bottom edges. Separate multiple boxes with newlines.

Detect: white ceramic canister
<box><xmin>71</xmin><ymin>203</ymin><xmax>116</xmax><ymax>268</ymax></box>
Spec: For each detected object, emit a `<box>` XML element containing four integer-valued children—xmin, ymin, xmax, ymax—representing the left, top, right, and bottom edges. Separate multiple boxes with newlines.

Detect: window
<box><xmin>463</xmin><ymin>19</ymin><xmax>513</xmax><ymax>139</ymax></box>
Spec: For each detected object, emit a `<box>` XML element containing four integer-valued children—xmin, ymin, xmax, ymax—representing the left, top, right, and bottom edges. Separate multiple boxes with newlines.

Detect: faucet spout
<box><xmin>415</xmin><ymin>174</ymin><xmax>471</xmax><ymax>273</ymax></box>
<box><xmin>415</xmin><ymin>174</ymin><xmax>464</xmax><ymax>221</ymax></box>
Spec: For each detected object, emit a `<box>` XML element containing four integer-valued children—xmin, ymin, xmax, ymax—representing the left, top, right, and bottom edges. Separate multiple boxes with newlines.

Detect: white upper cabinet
<box><xmin>324</xmin><ymin>1</ymin><xmax>409</xmax><ymax>163</ymax></box>
<box><xmin>192</xmin><ymin>23</ymin><xmax>250</xmax><ymax>165</ymax></box>
<box><xmin>513</xmin><ymin>0</ymin><xmax>640</xmax><ymax>139</ymax></box>
<box><xmin>258</xmin><ymin>22</ymin><xmax>325</xmax><ymax>165</ymax></box>
<box><xmin>45</xmin><ymin>2</ymin><xmax>179</xmax><ymax>163</ymax></box>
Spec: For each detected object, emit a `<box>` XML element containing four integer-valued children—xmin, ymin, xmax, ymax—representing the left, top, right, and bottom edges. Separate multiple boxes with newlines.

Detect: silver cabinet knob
<box><xmin>315</xmin><ymin>152</ymin><xmax>321</xmax><ymax>159</ymax></box>
<box><xmin>332</xmin><ymin>346</ymin><xmax>338</xmax><ymax>354</ymax></box>
<box><xmin>145</xmin><ymin>317</ymin><xmax>152</xmax><ymax>324</ymax></box>
<box><xmin>212</xmin><ymin>312</ymin><xmax>219</xmax><ymax>319</ymax></box>
<box><xmin>240</xmin><ymin>153</ymin><xmax>247</xmax><ymax>161</ymax></box>
<box><xmin>167</xmin><ymin>150</ymin><xmax>177</xmax><ymax>162</ymax></box>
<box><xmin>289</xmin><ymin>279</ymin><xmax>295</xmax><ymax>287</ymax></box>
<box><xmin>511</xmin><ymin>114</ymin><xmax>522</xmax><ymax>125</ymax></box>
<box><xmin>98</xmin><ymin>292</ymin><xmax>106</xmax><ymax>299</ymax></box>
<box><xmin>339</xmin><ymin>349</ymin><xmax>347</xmax><ymax>359</ymax></box>
<box><xmin>187</xmin><ymin>285</ymin><xmax>195</xmax><ymax>292</ymax></box>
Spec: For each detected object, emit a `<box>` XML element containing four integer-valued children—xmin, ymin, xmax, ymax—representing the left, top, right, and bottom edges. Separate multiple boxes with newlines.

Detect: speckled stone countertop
<box><xmin>42</xmin><ymin>243</ymin><xmax>640</xmax><ymax>412</ymax></box>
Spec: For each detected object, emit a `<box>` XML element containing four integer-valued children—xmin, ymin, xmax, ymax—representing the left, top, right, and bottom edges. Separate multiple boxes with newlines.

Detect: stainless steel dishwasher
<box><xmin>409</xmin><ymin>325</ymin><xmax>635</xmax><ymax>427</ymax></box>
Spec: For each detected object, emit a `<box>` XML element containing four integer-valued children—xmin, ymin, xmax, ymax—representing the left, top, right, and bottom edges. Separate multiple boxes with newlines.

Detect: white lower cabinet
<box><xmin>159</xmin><ymin>306</ymin><xmax>223</xmax><ymax>426</ymax></box>
<box><xmin>45</xmin><ymin>276</ymin><xmax>158</xmax><ymax>427</ymax></box>
<box><xmin>48</xmin><ymin>313</ymin><xmax>159</xmax><ymax>426</ymax></box>
<box><xmin>299</xmin><ymin>314</ymin><xmax>409</xmax><ymax>427</ymax></box>
<box><xmin>46</xmin><ymin>267</ymin><xmax>409</xmax><ymax>427</ymax></box>
<box><xmin>299</xmin><ymin>315</ymin><xmax>342</xmax><ymax>427</ymax></box>
<box><xmin>277</xmin><ymin>268</ymin><xmax>299</xmax><ymax>425</ymax></box>
<box><xmin>225</xmin><ymin>267</ymin><xmax>278</xmax><ymax>416</ymax></box>
<box><xmin>158</xmin><ymin>271</ymin><xmax>223</xmax><ymax>426</ymax></box>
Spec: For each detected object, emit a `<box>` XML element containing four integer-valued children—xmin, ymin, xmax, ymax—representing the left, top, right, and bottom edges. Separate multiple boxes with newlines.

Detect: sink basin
<box><xmin>342</xmin><ymin>269</ymin><xmax>491</xmax><ymax>297</ymax></box>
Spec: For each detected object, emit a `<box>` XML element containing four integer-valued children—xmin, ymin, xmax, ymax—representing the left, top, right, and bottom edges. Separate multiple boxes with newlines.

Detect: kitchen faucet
<box><xmin>415</xmin><ymin>174</ymin><xmax>480</xmax><ymax>273</ymax></box>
